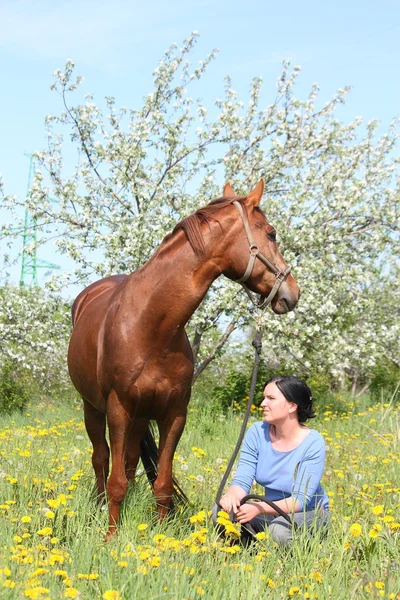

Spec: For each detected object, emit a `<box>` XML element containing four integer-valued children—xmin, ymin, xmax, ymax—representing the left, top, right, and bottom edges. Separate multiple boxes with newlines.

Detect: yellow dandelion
<box><xmin>103</xmin><ymin>592</ymin><xmax>121</xmax><ymax>600</ymax></box>
<box><xmin>196</xmin><ymin>586</ymin><xmax>205</xmax><ymax>596</ymax></box>
<box><xmin>220</xmin><ymin>545</ymin><xmax>241</xmax><ymax>554</ymax></box>
<box><xmin>137</xmin><ymin>523</ymin><xmax>148</xmax><ymax>531</ymax></box>
<box><xmin>64</xmin><ymin>588</ymin><xmax>80</xmax><ymax>598</ymax></box>
<box><xmin>3</xmin><ymin>580</ymin><xmax>16</xmax><ymax>588</ymax></box>
<box><xmin>21</xmin><ymin>516</ymin><xmax>31</xmax><ymax>523</ymax></box>
<box><xmin>369</xmin><ymin>528</ymin><xmax>379</xmax><ymax>539</ymax></box>
<box><xmin>136</xmin><ymin>565</ymin><xmax>147</xmax><ymax>575</ymax></box>
<box><xmin>37</xmin><ymin>527</ymin><xmax>53</xmax><ymax>536</ymax></box>
<box><xmin>371</xmin><ymin>505</ymin><xmax>384</xmax><ymax>515</ymax></box>
<box><xmin>288</xmin><ymin>586</ymin><xmax>300</xmax><ymax>596</ymax></box>
<box><xmin>349</xmin><ymin>523</ymin><xmax>362</xmax><ymax>537</ymax></box>
<box><xmin>117</xmin><ymin>561</ymin><xmax>128</xmax><ymax>568</ymax></box>
<box><xmin>383</xmin><ymin>515</ymin><xmax>394</xmax><ymax>523</ymax></box>
<box><xmin>24</xmin><ymin>587</ymin><xmax>50</xmax><ymax>599</ymax></box>
<box><xmin>45</xmin><ymin>511</ymin><xmax>55</xmax><ymax>519</ymax></box>
<box><xmin>55</xmin><ymin>570</ymin><xmax>68</xmax><ymax>578</ymax></box>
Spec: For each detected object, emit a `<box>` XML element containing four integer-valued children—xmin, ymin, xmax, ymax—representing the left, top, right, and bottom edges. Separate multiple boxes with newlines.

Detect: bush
<box><xmin>369</xmin><ymin>360</ymin><xmax>400</xmax><ymax>403</ymax></box>
<box><xmin>0</xmin><ymin>361</ymin><xmax>31</xmax><ymax>415</ymax></box>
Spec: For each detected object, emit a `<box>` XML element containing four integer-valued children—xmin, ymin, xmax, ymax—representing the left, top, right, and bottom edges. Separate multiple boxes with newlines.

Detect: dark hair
<box><xmin>265</xmin><ymin>375</ymin><xmax>316</xmax><ymax>423</ymax></box>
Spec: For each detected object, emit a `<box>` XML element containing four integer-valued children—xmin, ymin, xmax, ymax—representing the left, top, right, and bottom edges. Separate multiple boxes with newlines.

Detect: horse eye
<box><xmin>267</xmin><ymin>232</ymin><xmax>276</xmax><ymax>242</ymax></box>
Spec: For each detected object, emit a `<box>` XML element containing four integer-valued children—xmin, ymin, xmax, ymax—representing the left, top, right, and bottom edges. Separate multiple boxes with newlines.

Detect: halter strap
<box><xmin>232</xmin><ymin>201</ymin><xmax>291</xmax><ymax>310</ymax></box>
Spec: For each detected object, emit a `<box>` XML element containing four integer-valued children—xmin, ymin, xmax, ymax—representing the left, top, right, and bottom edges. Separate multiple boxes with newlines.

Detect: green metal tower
<box><xmin>20</xmin><ymin>155</ymin><xmax>60</xmax><ymax>286</ymax></box>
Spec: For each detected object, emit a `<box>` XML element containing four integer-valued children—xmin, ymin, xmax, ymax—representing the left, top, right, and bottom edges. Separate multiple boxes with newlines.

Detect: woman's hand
<box><xmin>235</xmin><ymin>502</ymin><xmax>264</xmax><ymax>524</ymax></box>
<box><xmin>219</xmin><ymin>486</ymin><xmax>245</xmax><ymax>514</ymax></box>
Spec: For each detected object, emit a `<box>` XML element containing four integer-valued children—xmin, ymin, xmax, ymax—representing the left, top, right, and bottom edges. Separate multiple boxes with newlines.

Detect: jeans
<box><xmin>211</xmin><ymin>504</ymin><xmax>330</xmax><ymax>546</ymax></box>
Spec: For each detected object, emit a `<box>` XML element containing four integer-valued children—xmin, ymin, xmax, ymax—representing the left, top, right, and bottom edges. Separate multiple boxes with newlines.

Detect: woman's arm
<box><xmin>219</xmin><ymin>424</ymin><xmax>260</xmax><ymax>514</ymax></box>
<box><xmin>235</xmin><ymin>496</ymin><xmax>300</xmax><ymax>524</ymax></box>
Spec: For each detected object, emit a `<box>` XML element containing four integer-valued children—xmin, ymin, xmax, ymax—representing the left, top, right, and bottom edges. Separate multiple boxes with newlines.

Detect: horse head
<box><xmin>221</xmin><ymin>179</ymin><xmax>300</xmax><ymax>314</ymax></box>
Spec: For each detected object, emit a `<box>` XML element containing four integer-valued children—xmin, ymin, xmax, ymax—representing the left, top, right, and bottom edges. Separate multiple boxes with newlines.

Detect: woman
<box><xmin>214</xmin><ymin>376</ymin><xmax>330</xmax><ymax>546</ymax></box>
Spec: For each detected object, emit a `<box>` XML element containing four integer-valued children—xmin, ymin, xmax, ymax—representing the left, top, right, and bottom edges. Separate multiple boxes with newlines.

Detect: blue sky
<box><xmin>1</xmin><ymin>0</ymin><xmax>399</xmax><ymax>289</ymax></box>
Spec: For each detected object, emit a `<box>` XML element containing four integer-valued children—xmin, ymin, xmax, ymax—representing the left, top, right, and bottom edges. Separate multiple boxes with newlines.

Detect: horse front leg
<box><xmin>154</xmin><ymin>413</ymin><xmax>187</xmax><ymax>518</ymax></box>
<box><xmin>105</xmin><ymin>390</ymin><xmax>131</xmax><ymax>540</ymax></box>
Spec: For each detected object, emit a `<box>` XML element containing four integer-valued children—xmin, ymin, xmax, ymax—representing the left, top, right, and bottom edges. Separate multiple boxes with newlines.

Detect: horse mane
<box><xmin>165</xmin><ymin>194</ymin><xmax>247</xmax><ymax>257</ymax></box>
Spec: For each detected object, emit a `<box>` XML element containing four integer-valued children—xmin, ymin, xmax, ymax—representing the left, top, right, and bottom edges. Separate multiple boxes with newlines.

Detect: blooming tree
<box><xmin>0</xmin><ymin>284</ymin><xmax>71</xmax><ymax>392</ymax></box>
<box><xmin>1</xmin><ymin>33</ymin><xmax>399</xmax><ymax>389</ymax></box>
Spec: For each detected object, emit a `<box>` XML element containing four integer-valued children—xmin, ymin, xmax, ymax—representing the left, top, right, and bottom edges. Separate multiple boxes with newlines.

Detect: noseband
<box><xmin>233</xmin><ymin>201</ymin><xmax>291</xmax><ymax>310</ymax></box>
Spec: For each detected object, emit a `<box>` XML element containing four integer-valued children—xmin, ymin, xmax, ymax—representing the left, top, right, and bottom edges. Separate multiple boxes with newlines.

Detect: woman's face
<box><xmin>260</xmin><ymin>382</ymin><xmax>297</xmax><ymax>425</ymax></box>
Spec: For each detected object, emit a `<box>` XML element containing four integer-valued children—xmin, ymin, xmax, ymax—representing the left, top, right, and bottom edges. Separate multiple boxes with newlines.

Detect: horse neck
<box><xmin>134</xmin><ymin>229</ymin><xmax>225</xmax><ymax>330</ymax></box>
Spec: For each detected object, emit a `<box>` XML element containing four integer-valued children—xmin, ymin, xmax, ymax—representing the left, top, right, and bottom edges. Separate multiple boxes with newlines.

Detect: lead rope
<box><xmin>215</xmin><ymin>319</ymin><xmax>296</xmax><ymax>542</ymax></box>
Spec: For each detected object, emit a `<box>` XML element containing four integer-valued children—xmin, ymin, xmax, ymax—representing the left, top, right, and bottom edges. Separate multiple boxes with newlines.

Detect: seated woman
<box><xmin>213</xmin><ymin>375</ymin><xmax>330</xmax><ymax>546</ymax></box>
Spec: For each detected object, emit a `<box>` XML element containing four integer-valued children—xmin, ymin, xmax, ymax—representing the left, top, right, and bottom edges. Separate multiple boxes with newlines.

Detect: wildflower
<box><xmin>64</xmin><ymin>588</ymin><xmax>80</xmax><ymax>598</ymax></box>
<box><xmin>371</xmin><ymin>505</ymin><xmax>384</xmax><ymax>515</ymax></box>
<box><xmin>21</xmin><ymin>516</ymin><xmax>31</xmax><ymax>523</ymax></box>
<box><xmin>136</xmin><ymin>565</ymin><xmax>147</xmax><ymax>575</ymax></box>
<box><xmin>383</xmin><ymin>515</ymin><xmax>394</xmax><ymax>523</ymax></box>
<box><xmin>369</xmin><ymin>528</ymin><xmax>380</xmax><ymax>539</ymax></box>
<box><xmin>137</xmin><ymin>524</ymin><xmax>148</xmax><ymax>531</ymax></box>
<box><xmin>288</xmin><ymin>587</ymin><xmax>300</xmax><ymax>595</ymax></box>
<box><xmin>118</xmin><ymin>561</ymin><xmax>128</xmax><ymax>568</ymax></box>
<box><xmin>45</xmin><ymin>511</ymin><xmax>55</xmax><ymax>519</ymax></box>
<box><xmin>311</xmin><ymin>571</ymin><xmax>323</xmax><ymax>583</ymax></box>
<box><xmin>220</xmin><ymin>545</ymin><xmax>241</xmax><ymax>553</ymax></box>
<box><xmin>103</xmin><ymin>592</ymin><xmax>121</xmax><ymax>600</ymax></box>
<box><xmin>190</xmin><ymin>510</ymin><xmax>207</xmax><ymax>525</ymax></box>
<box><xmin>349</xmin><ymin>523</ymin><xmax>362</xmax><ymax>537</ymax></box>
<box><xmin>24</xmin><ymin>587</ymin><xmax>50</xmax><ymax>598</ymax></box>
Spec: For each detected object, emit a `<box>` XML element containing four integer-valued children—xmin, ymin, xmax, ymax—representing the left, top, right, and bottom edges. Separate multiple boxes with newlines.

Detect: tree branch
<box><xmin>192</xmin><ymin>319</ymin><xmax>237</xmax><ymax>383</ymax></box>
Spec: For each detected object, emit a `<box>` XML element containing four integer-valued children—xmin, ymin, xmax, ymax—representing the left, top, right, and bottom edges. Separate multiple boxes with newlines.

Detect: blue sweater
<box><xmin>231</xmin><ymin>422</ymin><xmax>329</xmax><ymax>511</ymax></box>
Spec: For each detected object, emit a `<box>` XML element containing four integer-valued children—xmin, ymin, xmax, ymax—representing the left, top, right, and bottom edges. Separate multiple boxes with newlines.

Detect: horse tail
<box><xmin>140</xmin><ymin>423</ymin><xmax>188</xmax><ymax>506</ymax></box>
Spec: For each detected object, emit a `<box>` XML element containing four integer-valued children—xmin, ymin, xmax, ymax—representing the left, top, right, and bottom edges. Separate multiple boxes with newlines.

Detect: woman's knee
<box><xmin>269</xmin><ymin>519</ymin><xmax>293</xmax><ymax>546</ymax></box>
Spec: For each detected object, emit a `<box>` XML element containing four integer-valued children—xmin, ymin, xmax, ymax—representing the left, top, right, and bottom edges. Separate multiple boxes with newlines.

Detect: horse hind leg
<box><xmin>125</xmin><ymin>417</ymin><xmax>150</xmax><ymax>483</ymax></box>
<box><xmin>83</xmin><ymin>399</ymin><xmax>110</xmax><ymax>502</ymax></box>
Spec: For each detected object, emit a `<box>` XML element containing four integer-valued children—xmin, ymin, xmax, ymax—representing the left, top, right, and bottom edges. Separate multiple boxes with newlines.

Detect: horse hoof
<box><xmin>105</xmin><ymin>529</ymin><xmax>118</xmax><ymax>542</ymax></box>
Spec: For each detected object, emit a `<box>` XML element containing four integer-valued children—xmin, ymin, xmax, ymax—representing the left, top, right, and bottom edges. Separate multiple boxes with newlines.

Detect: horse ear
<box><xmin>223</xmin><ymin>182</ymin><xmax>236</xmax><ymax>197</ymax></box>
<box><xmin>246</xmin><ymin>179</ymin><xmax>264</xmax><ymax>207</ymax></box>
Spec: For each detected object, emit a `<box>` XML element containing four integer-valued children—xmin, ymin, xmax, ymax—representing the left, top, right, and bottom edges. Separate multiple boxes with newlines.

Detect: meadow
<box><xmin>0</xmin><ymin>393</ymin><xmax>399</xmax><ymax>600</ymax></box>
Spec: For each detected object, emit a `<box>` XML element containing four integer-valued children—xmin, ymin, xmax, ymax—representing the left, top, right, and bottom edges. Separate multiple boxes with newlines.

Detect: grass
<box><xmin>0</xmin><ymin>393</ymin><xmax>399</xmax><ymax>599</ymax></box>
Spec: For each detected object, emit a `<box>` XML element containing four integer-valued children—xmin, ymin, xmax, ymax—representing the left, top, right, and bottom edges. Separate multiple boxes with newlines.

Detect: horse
<box><xmin>67</xmin><ymin>179</ymin><xmax>300</xmax><ymax>538</ymax></box>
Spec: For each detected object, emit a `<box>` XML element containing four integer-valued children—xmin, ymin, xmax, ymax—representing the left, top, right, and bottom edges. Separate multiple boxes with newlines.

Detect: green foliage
<box><xmin>0</xmin><ymin>360</ymin><xmax>31</xmax><ymax>415</ymax></box>
<box><xmin>211</xmin><ymin>359</ymin><xmax>295</xmax><ymax>413</ymax></box>
<box><xmin>304</xmin><ymin>372</ymin><xmax>336</xmax><ymax>406</ymax></box>
<box><xmin>369</xmin><ymin>359</ymin><xmax>400</xmax><ymax>402</ymax></box>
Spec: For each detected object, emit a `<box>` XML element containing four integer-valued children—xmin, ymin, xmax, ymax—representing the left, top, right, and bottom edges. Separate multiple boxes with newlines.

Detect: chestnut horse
<box><xmin>68</xmin><ymin>180</ymin><xmax>300</xmax><ymax>538</ymax></box>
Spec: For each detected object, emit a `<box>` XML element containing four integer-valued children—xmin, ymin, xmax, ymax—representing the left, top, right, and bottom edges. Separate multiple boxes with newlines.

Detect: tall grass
<box><xmin>0</xmin><ymin>394</ymin><xmax>399</xmax><ymax>599</ymax></box>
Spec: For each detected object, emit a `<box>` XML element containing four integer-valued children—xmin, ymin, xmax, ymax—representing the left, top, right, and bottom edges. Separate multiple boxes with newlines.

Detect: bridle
<box><xmin>233</xmin><ymin>201</ymin><xmax>291</xmax><ymax>310</ymax></box>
